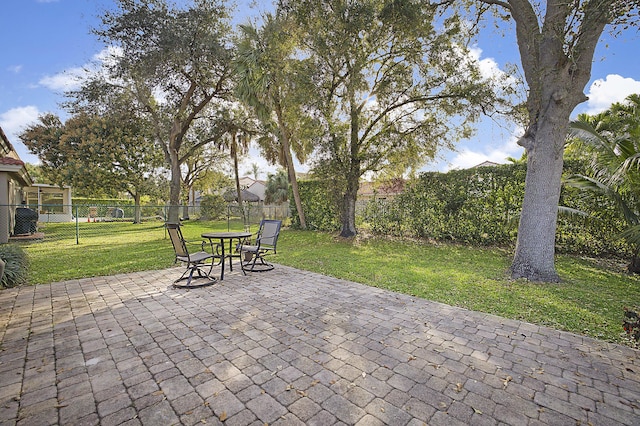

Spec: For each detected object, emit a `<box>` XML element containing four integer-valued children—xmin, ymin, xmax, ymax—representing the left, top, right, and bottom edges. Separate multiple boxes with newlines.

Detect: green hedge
<box><xmin>72</xmin><ymin>197</ymin><xmax>135</xmax><ymax>206</ymax></box>
<box><xmin>290</xmin><ymin>180</ymin><xmax>341</xmax><ymax>231</ymax></box>
<box><xmin>296</xmin><ymin>162</ymin><xmax>632</xmax><ymax>258</ymax></box>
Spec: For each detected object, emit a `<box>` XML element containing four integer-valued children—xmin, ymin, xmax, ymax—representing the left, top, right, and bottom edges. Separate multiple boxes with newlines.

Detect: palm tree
<box><xmin>218</xmin><ymin>114</ymin><xmax>254</xmax><ymax>222</ymax></box>
<box><xmin>234</xmin><ymin>14</ymin><xmax>312</xmax><ymax>229</ymax></box>
<box><xmin>265</xmin><ymin>170</ymin><xmax>289</xmax><ymax>205</ymax></box>
<box><xmin>566</xmin><ymin>94</ymin><xmax>640</xmax><ymax>270</ymax></box>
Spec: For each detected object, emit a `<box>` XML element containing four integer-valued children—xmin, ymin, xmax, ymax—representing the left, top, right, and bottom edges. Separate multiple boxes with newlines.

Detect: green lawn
<box><xmin>18</xmin><ymin>220</ymin><xmax>640</xmax><ymax>346</ymax></box>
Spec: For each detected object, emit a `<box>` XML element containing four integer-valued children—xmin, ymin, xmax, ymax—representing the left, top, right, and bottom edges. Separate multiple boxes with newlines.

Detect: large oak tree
<box><xmin>91</xmin><ymin>0</ymin><xmax>235</xmax><ymax>222</ymax></box>
<box><xmin>473</xmin><ymin>0</ymin><xmax>640</xmax><ymax>281</ymax></box>
<box><xmin>280</xmin><ymin>0</ymin><xmax>508</xmax><ymax>237</ymax></box>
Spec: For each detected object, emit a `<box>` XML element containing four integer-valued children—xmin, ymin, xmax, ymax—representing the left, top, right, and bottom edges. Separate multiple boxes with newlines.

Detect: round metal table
<box><xmin>201</xmin><ymin>231</ymin><xmax>252</xmax><ymax>280</ymax></box>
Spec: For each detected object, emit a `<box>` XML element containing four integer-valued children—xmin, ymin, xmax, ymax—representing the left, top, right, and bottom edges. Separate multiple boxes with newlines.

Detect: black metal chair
<box><xmin>167</xmin><ymin>222</ymin><xmax>220</xmax><ymax>288</ymax></box>
<box><xmin>239</xmin><ymin>220</ymin><xmax>282</xmax><ymax>272</ymax></box>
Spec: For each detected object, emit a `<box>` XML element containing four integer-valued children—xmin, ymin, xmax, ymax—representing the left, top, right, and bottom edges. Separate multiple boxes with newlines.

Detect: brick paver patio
<box><xmin>0</xmin><ymin>265</ymin><xmax>638</xmax><ymax>425</ymax></box>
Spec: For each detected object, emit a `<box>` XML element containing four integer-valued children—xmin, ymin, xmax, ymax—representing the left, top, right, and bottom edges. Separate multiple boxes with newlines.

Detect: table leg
<box><xmin>219</xmin><ymin>238</ymin><xmax>225</xmax><ymax>281</ymax></box>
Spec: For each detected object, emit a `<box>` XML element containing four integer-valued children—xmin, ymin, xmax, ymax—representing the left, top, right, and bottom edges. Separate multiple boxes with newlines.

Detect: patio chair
<box><xmin>167</xmin><ymin>222</ymin><xmax>220</xmax><ymax>288</ymax></box>
<box><xmin>239</xmin><ymin>219</ymin><xmax>282</xmax><ymax>272</ymax></box>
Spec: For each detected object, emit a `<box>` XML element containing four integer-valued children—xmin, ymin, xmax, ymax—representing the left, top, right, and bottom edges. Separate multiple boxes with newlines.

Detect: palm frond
<box><xmin>557</xmin><ymin>206</ymin><xmax>589</xmax><ymax>218</ymax></box>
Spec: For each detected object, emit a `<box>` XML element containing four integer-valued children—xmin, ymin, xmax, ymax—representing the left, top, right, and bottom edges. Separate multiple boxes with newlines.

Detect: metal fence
<box><xmin>5</xmin><ymin>203</ymin><xmax>290</xmax><ymax>244</ymax></box>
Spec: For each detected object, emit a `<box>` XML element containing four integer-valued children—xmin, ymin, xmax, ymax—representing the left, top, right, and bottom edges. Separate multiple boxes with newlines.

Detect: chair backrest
<box><xmin>166</xmin><ymin>222</ymin><xmax>189</xmax><ymax>257</ymax></box>
<box><xmin>256</xmin><ymin>220</ymin><xmax>282</xmax><ymax>251</ymax></box>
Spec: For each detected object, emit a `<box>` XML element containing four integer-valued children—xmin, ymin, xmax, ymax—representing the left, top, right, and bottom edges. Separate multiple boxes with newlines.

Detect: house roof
<box><xmin>471</xmin><ymin>161</ymin><xmax>500</xmax><ymax>168</ymax></box>
<box><xmin>0</xmin><ymin>157</ymin><xmax>25</xmax><ymax>166</ymax></box>
<box><xmin>223</xmin><ymin>189</ymin><xmax>260</xmax><ymax>203</ymax></box>
<box><xmin>0</xmin><ymin>127</ymin><xmax>31</xmax><ymax>186</ymax></box>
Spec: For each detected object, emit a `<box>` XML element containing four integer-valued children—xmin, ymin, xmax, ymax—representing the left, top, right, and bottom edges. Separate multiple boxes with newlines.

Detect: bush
<box><xmin>291</xmin><ymin>180</ymin><xmax>342</xmax><ymax>231</ymax></box>
<box><xmin>200</xmin><ymin>194</ymin><xmax>226</xmax><ymax>220</ymax></box>
<box><xmin>623</xmin><ymin>307</ymin><xmax>640</xmax><ymax>346</ymax></box>
<box><xmin>0</xmin><ymin>244</ymin><xmax>29</xmax><ymax>288</ymax></box>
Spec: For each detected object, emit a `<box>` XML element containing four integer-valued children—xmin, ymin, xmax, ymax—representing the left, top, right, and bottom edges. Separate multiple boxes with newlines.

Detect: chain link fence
<box><xmin>4</xmin><ymin>203</ymin><xmax>290</xmax><ymax>244</ymax></box>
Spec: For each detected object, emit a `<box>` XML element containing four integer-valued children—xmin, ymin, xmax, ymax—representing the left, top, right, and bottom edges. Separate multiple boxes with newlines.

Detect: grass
<box><xmin>16</xmin><ymin>220</ymin><xmax>640</xmax><ymax>346</ymax></box>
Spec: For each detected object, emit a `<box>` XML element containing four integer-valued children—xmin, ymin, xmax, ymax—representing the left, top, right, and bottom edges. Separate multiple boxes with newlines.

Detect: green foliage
<box><xmin>281</xmin><ymin>0</ymin><xmax>515</xmax><ymax>236</ymax></box>
<box><xmin>290</xmin><ymin>180</ymin><xmax>341</xmax><ymax>231</ymax></box>
<box><xmin>73</xmin><ymin>197</ymin><xmax>134</xmax><ymax>206</ymax></box>
<box><xmin>372</xmin><ymin>164</ymin><xmax>525</xmax><ymax>245</ymax></box>
<box><xmin>295</xmin><ymin>161</ymin><xmax>630</xmax><ymax>256</ymax></box>
<box><xmin>565</xmin><ymin>95</ymin><xmax>640</xmax><ymax>262</ymax></box>
<box><xmin>0</xmin><ymin>244</ymin><xmax>29</xmax><ymax>288</ymax></box>
<box><xmin>200</xmin><ymin>194</ymin><xmax>226</xmax><ymax>220</ymax></box>
<box><xmin>264</xmin><ymin>170</ymin><xmax>289</xmax><ymax>204</ymax></box>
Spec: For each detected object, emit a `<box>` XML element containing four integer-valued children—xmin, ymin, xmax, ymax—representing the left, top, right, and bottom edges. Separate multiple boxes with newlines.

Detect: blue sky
<box><xmin>1</xmin><ymin>0</ymin><xmax>639</xmax><ymax>178</ymax></box>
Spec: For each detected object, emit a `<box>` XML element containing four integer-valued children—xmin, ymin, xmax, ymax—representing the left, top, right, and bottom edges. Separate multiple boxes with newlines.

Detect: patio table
<box><xmin>201</xmin><ymin>231</ymin><xmax>252</xmax><ymax>280</ymax></box>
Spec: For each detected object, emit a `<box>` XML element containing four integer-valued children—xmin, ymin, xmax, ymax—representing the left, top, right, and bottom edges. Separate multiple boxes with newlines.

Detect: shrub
<box><xmin>200</xmin><ymin>194</ymin><xmax>226</xmax><ymax>220</ymax></box>
<box><xmin>623</xmin><ymin>307</ymin><xmax>640</xmax><ymax>346</ymax></box>
<box><xmin>291</xmin><ymin>180</ymin><xmax>341</xmax><ymax>231</ymax></box>
<box><xmin>0</xmin><ymin>244</ymin><xmax>29</xmax><ymax>288</ymax></box>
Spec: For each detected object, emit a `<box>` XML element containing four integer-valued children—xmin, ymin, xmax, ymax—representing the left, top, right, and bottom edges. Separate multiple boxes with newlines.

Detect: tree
<box><xmin>280</xmin><ymin>0</ymin><xmax>507</xmax><ymax>237</ymax></box>
<box><xmin>472</xmin><ymin>0</ymin><xmax>640</xmax><ymax>281</ymax></box>
<box><xmin>248</xmin><ymin>162</ymin><xmax>261</xmax><ymax>180</ymax></box>
<box><xmin>20</xmin><ymin>111</ymin><xmax>163</xmax><ymax>223</ymax></box>
<box><xmin>235</xmin><ymin>14</ymin><xmax>315</xmax><ymax>229</ymax></box>
<box><xmin>91</xmin><ymin>0</ymin><xmax>234</xmax><ymax>222</ymax></box>
<box><xmin>181</xmin><ymin>143</ymin><xmax>228</xmax><ymax>219</ymax></box>
<box><xmin>214</xmin><ymin>107</ymin><xmax>256</xmax><ymax>222</ymax></box>
<box><xmin>265</xmin><ymin>169</ymin><xmax>289</xmax><ymax>204</ymax></box>
<box><xmin>566</xmin><ymin>94</ymin><xmax>640</xmax><ymax>271</ymax></box>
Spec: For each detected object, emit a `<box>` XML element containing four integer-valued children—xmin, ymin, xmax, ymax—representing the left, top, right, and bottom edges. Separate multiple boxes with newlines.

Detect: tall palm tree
<box><xmin>217</xmin><ymin>112</ymin><xmax>254</xmax><ymax>221</ymax></box>
<box><xmin>566</xmin><ymin>94</ymin><xmax>640</xmax><ymax>270</ymax></box>
<box><xmin>234</xmin><ymin>14</ymin><xmax>312</xmax><ymax>229</ymax></box>
<box><xmin>265</xmin><ymin>170</ymin><xmax>289</xmax><ymax>205</ymax></box>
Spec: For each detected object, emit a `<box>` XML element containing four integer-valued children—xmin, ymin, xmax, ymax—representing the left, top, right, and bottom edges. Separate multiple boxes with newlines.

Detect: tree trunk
<box><xmin>168</xmin><ymin>146</ymin><xmax>181</xmax><ymax>223</ymax></box>
<box><xmin>231</xmin><ymin>134</ymin><xmax>245</xmax><ymax>224</ymax></box>
<box><xmin>274</xmin><ymin>102</ymin><xmax>306</xmax><ymax>229</ymax></box>
<box><xmin>511</xmin><ymin>113</ymin><xmax>567</xmax><ymax>282</ymax></box>
<box><xmin>340</xmin><ymin>190</ymin><xmax>357</xmax><ymax>237</ymax></box>
<box><xmin>500</xmin><ymin>0</ymin><xmax>608</xmax><ymax>282</ymax></box>
<box><xmin>182</xmin><ymin>203</ymin><xmax>190</xmax><ymax>220</ymax></box>
<box><xmin>133</xmin><ymin>193</ymin><xmax>142</xmax><ymax>224</ymax></box>
<box><xmin>339</xmin><ymin>82</ymin><xmax>361</xmax><ymax>238</ymax></box>
<box><xmin>340</xmin><ymin>172</ymin><xmax>359</xmax><ymax>237</ymax></box>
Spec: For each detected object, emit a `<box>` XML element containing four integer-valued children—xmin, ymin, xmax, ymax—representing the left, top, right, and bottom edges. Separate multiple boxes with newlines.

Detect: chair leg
<box><xmin>174</xmin><ymin>262</ymin><xmax>216</xmax><ymax>288</ymax></box>
<box><xmin>243</xmin><ymin>251</ymin><xmax>274</xmax><ymax>272</ymax></box>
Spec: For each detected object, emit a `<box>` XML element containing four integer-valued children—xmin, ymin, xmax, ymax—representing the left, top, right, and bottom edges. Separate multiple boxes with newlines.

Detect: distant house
<box><xmin>471</xmin><ymin>161</ymin><xmax>500</xmax><ymax>168</ymax></box>
<box><xmin>24</xmin><ymin>183</ymin><xmax>73</xmax><ymax>222</ymax></box>
<box><xmin>358</xmin><ymin>178</ymin><xmax>405</xmax><ymax>202</ymax></box>
<box><xmin>235</xmin><ymin>176</ymin><xmax>266</xmax><ymax>203</ymax></box>
<box><xmin>0</xmin><ymin>127</ymin><xmax>33</xmax><ymax>243</ymax></box>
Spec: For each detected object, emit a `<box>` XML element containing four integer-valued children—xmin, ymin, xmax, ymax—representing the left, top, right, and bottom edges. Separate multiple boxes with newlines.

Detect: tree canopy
<box><xmin>86</xmin><ymin>0</ymin><xmax>235</xmax><ymax>222</ymax></box>
<box><xmin>20</xmin><ymin>111</ymin><xmax>164</xmax><ymax>222</ymax></box>
<box><xmin>279</xmin><ymin>0</ymin><xmax>510</xmax><ymax>236</ymax></box>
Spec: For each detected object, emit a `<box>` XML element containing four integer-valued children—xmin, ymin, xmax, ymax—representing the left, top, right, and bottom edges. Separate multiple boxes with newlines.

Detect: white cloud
<box><xmin>7</xmin><ymin>65</ymin><xmax>22</xmax><ymax>74</ymax></box>
<box><xmin>468</xmin><ymin>46</ymin><xmax>515</xmax><ymax>84</ymax></box>
<box><xmin>583</xmin><ymin>74</ymin><xmax>640</xmax><ymax>114</ymax></box>
<box><xmin>0</xmin><ymin>106</ymin><xmax>42</xmax><ymax>163</ymax></box>
<box><xmin>39</xmin><ymin>46</ymin><xmax>123</xmax><ymax>92</ymax></box>
<box><xmin>39</xmin><ymin>67</ymin><xmax>86</xmax><ymax>92</ymax></box>
<box><xmin>0</xmin><ymin>106</ymin><xmax>40</xmax><ymax>137</ymax></box>
<box><xmin>440</xmin><ymin>125</ymin><xmax>525</xmax><ymax>172</ymax></box>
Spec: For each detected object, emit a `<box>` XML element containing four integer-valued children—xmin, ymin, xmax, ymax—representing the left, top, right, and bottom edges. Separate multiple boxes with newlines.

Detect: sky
<box><xmin>1</xmin><ymin>0</ymin><xmax>640</xmax><ymax>180</ymax></box>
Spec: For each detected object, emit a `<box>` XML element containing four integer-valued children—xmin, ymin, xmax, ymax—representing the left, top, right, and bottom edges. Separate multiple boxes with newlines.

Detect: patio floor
<box><xmin>0</xmin><ymin>264</ymin><xmax>638</xmax><ymax>425</ymax></box>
